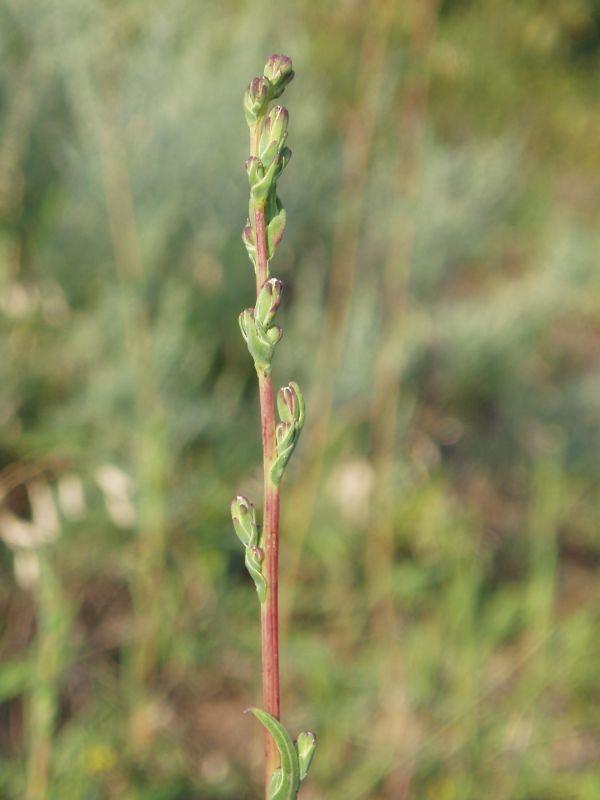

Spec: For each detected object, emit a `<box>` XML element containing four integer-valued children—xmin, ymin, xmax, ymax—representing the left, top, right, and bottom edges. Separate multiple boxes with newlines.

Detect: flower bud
<box><xmin>278</xmin><ymin>385</ymin><xmax>295</xmax><ymax>423</ymax></box>
<box><xmin>266</xmin><ymin>106</ymin><xmax>289</xmax><ymax>148</ymax></box>
<box><xmin>231</xmin><ymin>495</ymin><xmax>258</xmax><ymax>547</ymax></box>
<box><xmin>255</xmin><ymin>278</ymin><xmax>283</xmax><ymax>328</ymax></box>
<box><xmin>244</xmin><ymin>76</ymin><xmax>270</xmax><ymax>126</ymax></box>
<box><xmin>263</xmin><ymin>54</ymin><xmax>294</xmax><ymax>98</ymax></box>
<box><xmin>277</xmin><ymin>381</ymin><xmax>304</xmax><ymax>427</ymax></box>
<box><xmin>239</xmin><ymin>309</ymin><xmax>281</xmax><ymax>375</ymax></box>
<box><xmin>260</xmin><ymin>106</ymin><xmax>289</xmax><ymax>168</ymax></box>
<box><xmin>271</xmin><ymin>382</ymin><xmax>305</xmax><ymax>484</ymax></box>
<box><xmin>296</xmin><ymin>731</ymin><xmax>317</xmax><ymax>781</ymax></box>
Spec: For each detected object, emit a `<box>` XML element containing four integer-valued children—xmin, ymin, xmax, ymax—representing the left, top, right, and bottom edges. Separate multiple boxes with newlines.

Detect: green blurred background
<box><xmin>1</xmin><ymin>1</ymin><xmax>599</xmax><ymax>798</ymax></box>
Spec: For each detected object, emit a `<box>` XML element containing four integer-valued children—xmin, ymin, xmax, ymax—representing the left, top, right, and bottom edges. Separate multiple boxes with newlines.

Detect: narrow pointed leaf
<box><xmin>248</xmin><ymin>708</ymin><xmax>300</xmax><ymax>799</ymax></box>
<box><xmin>267</xmin><ymin>208</ymin><xmax>287</xmax><ymax>259</ymax></box>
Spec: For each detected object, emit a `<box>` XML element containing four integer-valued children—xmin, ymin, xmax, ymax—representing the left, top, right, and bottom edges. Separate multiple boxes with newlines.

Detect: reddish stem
<box><xmin>254</xmin><ymin>198</ymin><xmax>281</xmax><ymax>791</ymax></box>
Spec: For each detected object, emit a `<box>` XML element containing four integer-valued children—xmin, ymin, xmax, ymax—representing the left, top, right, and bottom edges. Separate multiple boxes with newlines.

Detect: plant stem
<box><xmin>253</xmin><ymin>191</ymin><xmax>281</xmax><ymax>789</ymax></box>
<box><xmin>241</xmin><ymin>59</ymin><xmax>310</xmax><ymax>796</ymax></box>
<box><xmin>259</xmin><ymin>400</ymin><xmax>281</xmax><ymax>785</ymax></box>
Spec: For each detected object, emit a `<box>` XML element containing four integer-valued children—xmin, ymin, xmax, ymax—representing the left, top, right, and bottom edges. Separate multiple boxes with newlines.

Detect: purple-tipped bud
<box><xmin>277</xmin><ymin>381</ymin><xmax>305</xmax><ymax>427</ymax></box>
<box><xmin>266</xmin><ymin>105</ymin><xmax>289</xmax><ymax>146</ymax></box>
<box><xmin>231</xmin><ymin>495</ymin><xmax>258</xmax><ymax>547</ymax></box>
<box><xmin>271</xmin><ymin>382</ymin><xmax>305</xmax><ymax>484</ymax></box>
<box><xmin>244</xmin><ymin>76</ymin><xmax>270</xmax><ymax>125</ymax></box>
<box><xmin>263</xmin><ymin>54</ymin><xmax>294</xmax><ymax>98</ymax></box>
<box><xmin>279</xmin><ymin>385</ymin><xmax>296</xmax><ymax>422</ymax></box>
<box><xmin>255</xmin><ymin>278</ymin><xmax>283</xmax><ymax>328</ymax></box>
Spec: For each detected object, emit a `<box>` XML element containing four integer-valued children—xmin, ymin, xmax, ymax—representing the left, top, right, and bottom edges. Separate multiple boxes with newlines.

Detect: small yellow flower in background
<box><xmin>80</xmin><ymin>744</ymin><xmax>117</xmax><ymax>774</ymax></box>
<box><xmin>425</xmin><ymin>777</ymin><xmax>457</xmax><ymax>800</ymax></box>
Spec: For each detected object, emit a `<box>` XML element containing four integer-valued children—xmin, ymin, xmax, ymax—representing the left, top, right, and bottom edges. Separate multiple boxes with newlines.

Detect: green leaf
<box><xmin>242</xmin><ymin>220</ymin><xmax>257</xmax><ymax>266</ymax></box>
<box><xmin>267</xmin><ymin>208</ymin><xmax>287</xmax><ymax>259</ymax></box>
<box><xmin>248</xmin><ymin>708</ymin><xmax>300</xmax><ymax>799</ymax></box>
<box><xmin>250</xmin><ymin>158</ymin><xmax>279</xmax><ymax>205</ymax></box>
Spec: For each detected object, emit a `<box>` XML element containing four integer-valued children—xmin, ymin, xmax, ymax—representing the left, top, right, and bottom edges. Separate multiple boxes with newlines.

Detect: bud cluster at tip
<box><xmin>243</xmin><ymin>55</ymin><xmax>294</xmax><ymax>127</ymax></box>
<box><xmin>242</xmin><ymin>55</ymin><xmax>294</xmax><ymax>274</ymax></box>
<box><xmin>263</xmin><ymin>54</ymin><xmax>294</xmax><ymax>98</ymax></box>
<box><xmin>231</xmin><ymin>495</ymin><xmax>267</xmax><ymax>602</ymax></box>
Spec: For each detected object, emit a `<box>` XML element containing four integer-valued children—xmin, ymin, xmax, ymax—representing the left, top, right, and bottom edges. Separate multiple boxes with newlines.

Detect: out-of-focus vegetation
<box><xmin>0</xmin><ymin>0</ymin><xmax>599</xmax><ymax>798</ymax></box>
